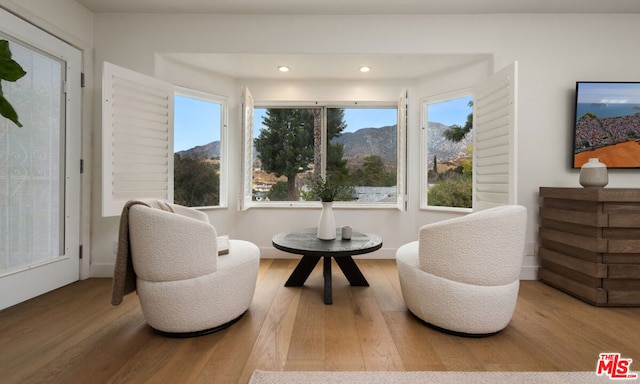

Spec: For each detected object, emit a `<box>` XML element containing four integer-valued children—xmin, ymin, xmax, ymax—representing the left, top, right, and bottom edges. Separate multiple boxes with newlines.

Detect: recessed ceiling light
<box><xmin>360</xmin><ymin>66</ymin><xmax>371</xmax><ymax>73</ymax></box>
<box><xmin>278</xmin><ymin>66</ymin><xmax>290</xmax><ymax>72</ymax></box>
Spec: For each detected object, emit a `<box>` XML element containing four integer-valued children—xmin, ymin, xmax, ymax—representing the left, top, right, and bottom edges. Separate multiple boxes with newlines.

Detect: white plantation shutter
<box><xmin>102</xmin><ymin>62</ymin><xmax>174</xmax><ymax>217</ymax></box>
<box><xmin>398</xmin><ymin>88</ymin><xmax>408</xmax><ymax>211</ymax></box>
<box><xmin>240</xmin><ymin>87</ymin><xmax>254</xmax><ymax>210</ymax></box>
<box><xmin>472</xmin><ymin>61</ymin><xmax>518</xmax><ymax>211</ymax></box>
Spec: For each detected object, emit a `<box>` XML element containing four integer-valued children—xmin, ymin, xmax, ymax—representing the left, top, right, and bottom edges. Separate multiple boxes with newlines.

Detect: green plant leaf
<box><xmin>0</xmin><ymin>94</ymin><xmax>23</xmax><ymax>127</ymax></box>
<box><xmin>0</xmin><ymin>40</ymin><xmax>27</xmax><ymax>82</ymax></box>
<box><xmin>0</xmin><ymin>40</ymin><xmax>26</xmax><ymax>127</ymax></box>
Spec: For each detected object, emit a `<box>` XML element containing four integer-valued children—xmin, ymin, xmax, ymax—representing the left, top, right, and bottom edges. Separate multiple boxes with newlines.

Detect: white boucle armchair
<box><xmin>396</xmin><ymin>205</ymin><xmax>527</xmax><ymax>336</ymax></box>
<box><xmin>128</xmin><ymin>203</ymin><xmax>260</xmax><ymax>337</ymax></box>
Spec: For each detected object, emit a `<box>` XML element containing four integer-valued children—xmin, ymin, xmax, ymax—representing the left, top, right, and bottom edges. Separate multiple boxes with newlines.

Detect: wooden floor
<box><xmin>2</xmin><ymin>259</ymin><xmax>640</xmax><ymax>384</ymax></box>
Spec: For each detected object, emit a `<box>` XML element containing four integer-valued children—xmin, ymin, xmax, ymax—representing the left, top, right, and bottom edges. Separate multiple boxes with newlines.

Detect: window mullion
<box><xmin>320</xmin><ymin>107</ymin><xmax>327</xmax><ymax>178</ymax></box>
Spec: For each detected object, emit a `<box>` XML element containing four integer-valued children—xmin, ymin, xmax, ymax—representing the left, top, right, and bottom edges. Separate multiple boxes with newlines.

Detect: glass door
<box><xmin>0</xmin><ymin>9</ymin><xmax>81</xmax><ymax>310</ymax></box>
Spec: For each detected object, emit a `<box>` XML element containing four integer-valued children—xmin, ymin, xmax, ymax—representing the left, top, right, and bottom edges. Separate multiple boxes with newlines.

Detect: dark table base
<box><xmin>284</xmin><ymin>255</ymin><xmax>369</xmax><ymax>304</ymax></box>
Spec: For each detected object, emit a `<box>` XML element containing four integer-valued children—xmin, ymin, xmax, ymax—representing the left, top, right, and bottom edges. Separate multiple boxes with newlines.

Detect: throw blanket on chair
<box><xmin>111</xmin><ymin>199</ymin><xmax>174</xmax><ymax>305</ymax></box>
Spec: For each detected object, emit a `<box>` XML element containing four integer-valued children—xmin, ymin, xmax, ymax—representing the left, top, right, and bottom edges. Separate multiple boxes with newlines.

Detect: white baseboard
<box><xmin>91</xmin><ymin>263</ymin><xmax>116</xmax><ymax>278</ymax></box>
<box><xmin>519</xmin><ymin>265</ymin><xmax>539</xmax><ymax>281</ymax></box>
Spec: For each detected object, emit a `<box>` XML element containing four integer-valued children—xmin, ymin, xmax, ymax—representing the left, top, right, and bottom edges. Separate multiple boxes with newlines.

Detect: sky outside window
<box><xmin>173</xmin><ymin>97</ymin><xmax>472</xmax><ymax>152</ymax></box>
<box><xmin>174</xmin><ymin>94</ymin><xmax>221</xmax><ymax>152</ymax></box>
<box><xmin>253</xmin><ymin>107</ymin><xmax>397</xmax><ymax>135</ymax></box>
<box><xmin>427</xmin><ymin>96</ymin><xmax>473</xmax><ymax>126</ymax></box>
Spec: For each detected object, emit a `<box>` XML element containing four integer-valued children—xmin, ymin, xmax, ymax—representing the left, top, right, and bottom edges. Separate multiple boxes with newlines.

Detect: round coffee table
<box><xmin>272</xmin><ymin>227</ymin><xmax>383</xmax><ymax>304</ymax></box>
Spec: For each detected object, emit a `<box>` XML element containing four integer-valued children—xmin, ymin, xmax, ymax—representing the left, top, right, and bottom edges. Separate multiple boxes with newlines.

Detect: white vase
<box><xmin>317</xmin><ymin>201</ymin><xmax>336</xmax><ymax>240</ymax></box>
<box><xmin>580</xmin><ymin>158</ymin><xmax>608</xmax><ymax>188</ymax></box>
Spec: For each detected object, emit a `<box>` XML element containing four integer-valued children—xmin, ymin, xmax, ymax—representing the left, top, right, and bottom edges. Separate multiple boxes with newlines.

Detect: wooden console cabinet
<box><xmin>538</xmin><ymin>187</ymin><xmax>640</xmax><ymax>306</ymax></box>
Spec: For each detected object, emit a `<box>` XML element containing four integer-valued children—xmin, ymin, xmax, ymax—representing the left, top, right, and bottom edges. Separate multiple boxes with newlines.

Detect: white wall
<box><xmin>11</xmin><ymin>10</ymin><xmax>635</xmax><ymax>279</ymax></box>
<box><xmin>0</xmin><ymin>0</ymin><xmax>93</xmax><ymax>49</ymax></box>
<box><xmin>2</xmin><ymin>6</ymin><xmax>640</xmax><ymax>279</ymax></box>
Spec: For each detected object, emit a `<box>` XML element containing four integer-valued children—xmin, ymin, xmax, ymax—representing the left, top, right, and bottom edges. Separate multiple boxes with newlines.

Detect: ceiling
<box><xmin>75</xmin><ymin>0</ymin><xmax>640</xmax><ymax>15</ymax></box>
<box><xmin>76</xmin><ymin>0</ymin><xmax>640</xmax><ymax>80</ymax></box>
<box><xmin>161</xmin><ymin>53</ymin><xmax>491</xmax><ymax>81</ymax></box>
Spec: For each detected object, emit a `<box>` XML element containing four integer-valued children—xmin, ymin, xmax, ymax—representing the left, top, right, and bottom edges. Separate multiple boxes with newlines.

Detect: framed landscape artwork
<box><xmin>572</xmin><ymin>81</ymin><xmax>640</xmax><ymax>168</ymax></box>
